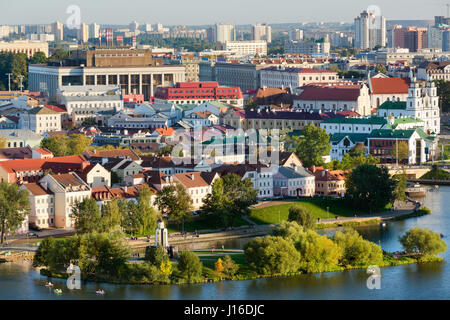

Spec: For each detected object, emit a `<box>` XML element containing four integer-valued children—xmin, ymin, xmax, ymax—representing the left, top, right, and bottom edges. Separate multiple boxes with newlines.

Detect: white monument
<box><xmin>155</xmin><ymin>220</ymin><xmax>169</xmax><ymax>248</ymax></box>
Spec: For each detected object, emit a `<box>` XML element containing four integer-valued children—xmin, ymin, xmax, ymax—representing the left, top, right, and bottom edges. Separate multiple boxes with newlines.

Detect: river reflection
<box><xmin>1</xmin><ymin>187</ymin><xmax>449</xmax><ymax>299</ymax></box>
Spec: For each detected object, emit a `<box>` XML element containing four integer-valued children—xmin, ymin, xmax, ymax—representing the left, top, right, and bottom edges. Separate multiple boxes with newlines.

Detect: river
<box><xmin>0</xmin><ymin>186</ymin><xmax>449</xmax><ymax>300</ymax></box>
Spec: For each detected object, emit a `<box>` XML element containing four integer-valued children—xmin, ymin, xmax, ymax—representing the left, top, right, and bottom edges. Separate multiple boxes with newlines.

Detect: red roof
<box><xmin>35</xmin><ymin>148</ymin><xmax>53</xmax><ymax>155</ymax></box>
<box><xmin>44</xmin><ymin>104</ymin><xmax>67</xmax><ymax>113</ymax></box>
<box><xmin>295</xmin><ymin>84</ymin><xmax>361</xmax><ymax>101</ymax></box>
<box><xmin>370</xmin><ymin>78</ymin><xmax>410</xmax><ymax>94</ymax></box>
<box><xmin>155</xmin><ymin>127</ymin><xmax>175</xmax><ymax>136</ymax></box>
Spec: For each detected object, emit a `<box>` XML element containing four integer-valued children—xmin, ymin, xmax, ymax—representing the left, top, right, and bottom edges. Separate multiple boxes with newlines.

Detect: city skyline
<box><xmin>0</xmin><ymin>0</ymin><xmax>448</xmax><ymax>26</ymax></box>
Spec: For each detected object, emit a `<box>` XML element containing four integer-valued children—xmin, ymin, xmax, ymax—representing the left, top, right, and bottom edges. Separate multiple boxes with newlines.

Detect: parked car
<box><xmin>27</xmin><ymin>232</ymin><xmax>39</xmax><ymax>238</ymax></box>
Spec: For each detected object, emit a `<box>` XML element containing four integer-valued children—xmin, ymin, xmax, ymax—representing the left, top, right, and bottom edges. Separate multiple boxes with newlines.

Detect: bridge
<box><xmin>387</xmin><ymin>164</ymin><xmax>450</xmax><ymax>179</ymax></box>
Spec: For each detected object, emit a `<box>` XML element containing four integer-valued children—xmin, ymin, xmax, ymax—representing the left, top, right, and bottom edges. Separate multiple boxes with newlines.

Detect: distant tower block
<box><xmin>155</xmin><ymin>220</ymin><xmax>169</xmax><ymax>248</ymax></box>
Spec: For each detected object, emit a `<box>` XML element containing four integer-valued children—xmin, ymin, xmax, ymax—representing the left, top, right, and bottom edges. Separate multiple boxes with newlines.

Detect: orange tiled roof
<box><xmin>370</xmin><ymin>77</ymin><xmax>410</xmax><ymax>94</ymax></box>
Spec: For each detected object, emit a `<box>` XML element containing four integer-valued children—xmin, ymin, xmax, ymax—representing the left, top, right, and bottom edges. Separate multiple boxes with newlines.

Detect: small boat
<box><xmin>435</xmin><ymin>185</ymin><xmax>439</xmax><ymax>189</ymax></box>
<box><xmin>96</xmin><ymin>289</ymin><xmax>105</xmax><ymax>295</ymax></box>
<box><xmin>45</xmin><ymin>282</ymin><xmax>54</xmax><ymax>287</ymax></box>
<box><xmin>380</xmin><ymin>222</ymin><xmax>386</xmax><ymax>227</ymax></box>
<box><xmin>54</xmin><ymin>289</ymin><xmax>62</xmax><ymax>295</ymax></box>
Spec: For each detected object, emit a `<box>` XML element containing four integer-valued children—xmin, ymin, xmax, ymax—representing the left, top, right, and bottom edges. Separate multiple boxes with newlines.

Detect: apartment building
<box><xmin>221</xmin><ymin>41</ymin><xmax>267</xmax><ymax>56</ymax></box>
<box><xmin>172</xmin><ymin>171</ymin><xmax>219</xmax><ymax>210</ymax></box>
<box><xmin>284</xmin><ymin>39</ymin><xmax>330</xmax><ymax>56</ymax></box>
<box><xmin>0</xmin><ymin>40</ymin><xmax>49</xmax><ymax>58</ymax></box>
<box><xmin>19</xmin><ymin>106</ymin><xmax>62</xmax><ymax>134</ymax></box>
<box><xmin>260</xmin><ymin>67</ymin><xmax>338</xmax><ymax>89</ymax></box>
<box><xmin>273</xmin><ymin>166</ymin><xmax>315</xmax><ymax>197</ymax></box>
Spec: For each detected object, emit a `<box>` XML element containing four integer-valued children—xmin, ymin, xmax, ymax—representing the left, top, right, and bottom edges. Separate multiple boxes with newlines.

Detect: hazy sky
<box><xmin>0</xmin><ymin>0</ymin><xmax>448</xmax><ymax>25</ymax></box>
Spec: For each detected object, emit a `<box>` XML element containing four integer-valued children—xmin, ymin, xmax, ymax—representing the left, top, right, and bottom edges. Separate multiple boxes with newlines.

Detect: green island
<box><xmin>34</xmin><ymin>219</ymin><xmax>445</xmax><ymax>286</ymax></box>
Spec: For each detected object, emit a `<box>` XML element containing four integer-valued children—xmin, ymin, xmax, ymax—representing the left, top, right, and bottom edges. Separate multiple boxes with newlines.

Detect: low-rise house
<box><xmin>172</xmin><ymin>171</ymin><xmax>219</xmax><ymax>210</ymax></box>
<box><xmin>0</xmin><ymin>115</ymin><xmax>19</xmax><ymax>129</ymax></box>
<box><xmin>92</xmin><ymin>184</ymin><xmax>157</xmax><ymax>208</ymax></box>
<box><xmin>38</xmin><ymin>172</ymin><xmax>92</xmax><ymax>228</ymax></box>
<box><xmin>330</xmin><ymin>133</ymin><xmax>369</xmax><ymax>161</ymax></box>
<box><xmin>0</xmin><ymin>155</ymin><xmax>89</xmax><ymax>183</ymax></box>
<box><xmin>273</xmin><ymin>166</ymin><xmax>315</xmax><ymax>197</ymax></box>
<box><xmin>182</xmin><ymin>111</ymin><xmax>219</xmax><ymax>127</ymax></box>
<box><xmin>19</xmin><ymin>106</ymin><xmax>62</xmax><ymax>135</ymax></box>
<box><xmin>309</xmin><ymin>166</ymin><xmax>346</xmax><ymax>197</ymax></box>
<box><xmin>293</xmin><ymin>83</ymin><xmax>372</xmax><ymax>116</ymax></box>
<box><xmin>22</xmin><ymin>182</ymin><xmax>55</xmax><ymax>229</ymax></box>
<box><xmin>367</xmin><ymin>128</ymin><xmax>437</xmax><ymax>164</ymax></box>
<box><xmin>75</xmin><ymin>162</ymin><xmax>111</xmax><ymax>188</ymax></box>
<box><xmin>0</xmin><ymin>129</ymin><xmax>43</xmax><ymax>148</ymax></box>
<box><xmin>213</xmin><ymin>163</ymin><xmax>273</xmax><ymax>199</ymax></box>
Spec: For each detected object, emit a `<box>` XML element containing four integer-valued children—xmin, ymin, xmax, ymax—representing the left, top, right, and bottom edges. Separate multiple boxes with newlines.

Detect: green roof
<box><xmin>175</xmin><ymin>104</ymin><xmax>198</xmax><ymax>111</ymax></box>
<box><xmin>416</xmin><ymin>128</ymin><xmax>435</xmax><ymax>141</ymax></box>
<box><xmin>392</xmin><ymin>117</ymin><xmax>423</xmax><ymax>124</ymax></box>
<box><xmin>378</xmin><ymin>101</ymin><xmax>407</xmax><ymax>110</ymax></box>
<box><xmin>330</xmin><ymin>133</ymin><xmax>369</xmax><ymax>144</ymax></box>
<box><xmin>369</xmin><ymin>129</ymin><xmax>415</xmax><ymax>139</ymax></box>
<box><xmin>202</xmin><ymin>136</ymin><xmax>246</xmax><ymax>146</ymax></box>
<box><xmin>321</xmin><ymin>117</ymin><xmax>387</xmax><ymax>125</ymax></box>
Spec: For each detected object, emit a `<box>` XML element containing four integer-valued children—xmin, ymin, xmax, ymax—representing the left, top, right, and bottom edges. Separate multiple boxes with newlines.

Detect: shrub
<box><xmin>288</xmin><ymin>205</ymin><xmax>315</xmax><ymax>229</ymax></box>
<box><xmin>177</xmin><ymin>251</ymin><xmax>203</xmax><ymax>280</ymax></box>
<box><xmin>399</xmin><ymin>227</ymin><xmax>447</xmax><ymax>258</ymax></box>
<box><xmin>244</xmin><ymin>236</ymin><xmax>301</xmax><ymax>275</ymax></box>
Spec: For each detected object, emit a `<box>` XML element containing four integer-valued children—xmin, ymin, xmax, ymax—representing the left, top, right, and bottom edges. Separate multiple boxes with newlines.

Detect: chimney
<box><xmin>190</xmin><ymin>173</ymin><xmax>195</xmax><ymax>180</ymax></box>
<box><xmin>123</xmin><ymin>186</ymin><xmax>128</xmax><ymax>193</ymax></box>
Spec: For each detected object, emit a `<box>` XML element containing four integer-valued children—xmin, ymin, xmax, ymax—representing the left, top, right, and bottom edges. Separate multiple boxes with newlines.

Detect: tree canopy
<box><xmin>292</xmin><ymin>124</ymin><xmax>331</xmax><ymax>168</ymax></box>
<box><xmin>154</xmin><ymin>182</ymin><xmax>193</xmax><ymax>228</ymax></box>
<box><xmin>0</xmin><ymin>181</ymin><xmax>30</xmax><ymax>243</ymax></box>
<box><xmin>345</xmin><ymin>164</ymin><xmax>396</xmax><ymax>211</ymax></box>
<box><xmin>399</xmin><ymin>227</ymin><xmax>447</xmax><ymax>258</ymax></box>
<box><xmin>201</xmin><ymin>174</ymin><xmax>258</xmax><ymax>227</ymax></box>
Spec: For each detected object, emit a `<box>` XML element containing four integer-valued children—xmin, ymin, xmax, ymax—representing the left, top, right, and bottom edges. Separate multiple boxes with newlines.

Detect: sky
<box><xmin>0</xmin><ymin>0</ymin><xmax>448</xmax><ymax>26</ymax></box>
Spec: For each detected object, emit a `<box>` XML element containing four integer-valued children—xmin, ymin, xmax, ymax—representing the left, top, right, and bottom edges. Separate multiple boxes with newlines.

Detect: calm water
<box><xmin>1</xmin><ymin>187</ymin><xmax>449</xmax><ymax>300</ymax></box>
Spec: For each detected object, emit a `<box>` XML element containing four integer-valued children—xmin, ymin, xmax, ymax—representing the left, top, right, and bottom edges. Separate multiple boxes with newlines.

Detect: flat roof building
<box><xmin>29</xmin><ymin>47</ymin><xmax>185</xmax><ymax>101</ymax></box>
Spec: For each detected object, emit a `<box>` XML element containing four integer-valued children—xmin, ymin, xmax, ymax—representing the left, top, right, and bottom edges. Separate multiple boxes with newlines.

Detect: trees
<box><xmin>295</xmin><ymin>229</ymin><xmax>342</xmax><ymax>273</ymax></box>
<box><xmin>214</xmin><ymin>258</ymin><xmax>224</xmax><ymax>276</ymax></box>
<box><xmin>100</xmin><ymin>199</ymin><xmax>122</xmax><ymax>232</ymax></box>
<box><xmin>30</xmin><ymin>51</ymin><xmax>48</xmax><ymax>64</ymax></box>
<box><xmin>68</xmin><ymin>134</ymin><xmax>92</xmax><ymax>155</ymax></box>
<box><xmin>391</xmin><ymin>141</ymin><xmax>409</xmax><ymax>164</ymax></box>
<box><xmin>154</xmin><ymin>182</ymin><xmax>193</xmax><ymax>229</ymax></box>
<box><xmin>0</xmin><ymin>181</ymin><xmax>30</xmax><ymax>243</ymax></box>
<box><xmin>177</xmin><ymin>251</ymin><xmax>203</xmax><ymax>280</ymax></box>
<box><xmin>222</xmin><ymin>255</ymin><xmax>239</xmax><ymax>279</ymax></box>
<box><xmin>70</xmin><ymin>198</ymin><xmax>103</xmax><ymax>234</ymax></box>
<box><xmin>375</xmin><ymin>65</ymin><xmax>387</xmax><ymax>74</ymax></box>
<box><xmin>244</xmin><ymin>236</ymin><xmax>301</xmax><ymax>275</ymax></box>
<box><xmin>399</xmin><ymin>227</ymin><xmax>447</xmax><ymax>258</ymax></box>
<box><xmin>292</xmin><ymin>124</ymin><xmax>331</xmax><ymax>167</ymax></box>
<box><xmin>434</xmin><ymin>80</ymin><xmax>450</xmax><ymax>112</ymax></box>
<box><xmin>145</xmin><ymin>246</ymin><xmax>168</xmax><ymax>266</ymax></box>
<box><xmin>40</xmin><ymin>134</ymin><xmax>91</xmax><ymax>156</ymax></box>
<box><xmin>393</xmin><ymin>171</ymin><xmax>408</xmax><ymax>201</ymax></box>
<box><xmin>345</xmin><ymin>164</ymin><xmax>396</xmax><ymax>211</ymax></box>
<box><xmin>40</xmin><ymin>135</ymin><xmax>69</xmax><ymax>157</ymax></box>
<box><xmin>202</xmin><ymin>174</ymin><xmax>258</xmax><ymax>227</ymax></box>
<box><xmin>272</xmin><ymin>221</ymin><xmax>305</xmax><ymax>243</ymax></box>
<box><xmin>288</xmin><ymin>205</ymin><xmax>315</xmax><ymax>229</ymax></box>
<box><xmin>333</xmin><ymin>228</ymin><xmax>383</xmax><ymax>266</ymax></box>
<box><xmin>121</xmin><ymin>186</ymin><xmax>158</xmax><ymax>235</ymax></box>
<box><xmin>0</xmin><ymin>137</ymin><xmax>7</xmax><ymax>149</ymax></box>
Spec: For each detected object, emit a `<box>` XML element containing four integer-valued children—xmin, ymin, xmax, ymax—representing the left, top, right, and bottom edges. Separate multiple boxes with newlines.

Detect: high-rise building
<box><xmin>354</xmin><ymin>10</ymin><xmax>386</xmax><ymax>49</ymax></box>
<box><xmin>89</xmin><ymin>23</ymin><xmax>100</xmax><ymax>39</ymax></box>
<box><xmin>288</xmin><ymin>29</ymin><xmax>304</xmax><ymax>41</ymax></box>
<box><xmin>129</xmin><ymin>21</ymin><xmax>139</xmax><ymax>33</ymax></box>
<box><xmin>252</xmin><ymin>24</ymin><xmax>272</xmax><ymax>43</ymax></box>
<box><xmin>0</xmin><ymin>25</ymin><xmax>9</xmax><ymax>39</ymax></box>
<box><xmin>392</xmin><ymin>26</ymin><xmax>427</xmax><ymax>52</ymax></box>
<box><xmin>209</xmin><ymin>23</ymin><xmax>236</xmax><ymax>43</ymax></box>
<box><xmin>77</xmin><ymin>23</ymin><xmax>89</xmax><ymax>43</ymax></box>
<box><xmin>51</xmin><ymin>21</ymin><xmax>64</xmax><ymax>41</ymax></box>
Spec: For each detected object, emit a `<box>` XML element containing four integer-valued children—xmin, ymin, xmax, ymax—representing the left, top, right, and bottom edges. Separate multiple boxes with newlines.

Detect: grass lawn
<box><xmin>167</xmin><ymin>214</ymin><xmax>249</xmax><ymax>233</ymax></box>
<box><xmin>249</xmin><ymin>197</ymin><xmax>389</xmax><ymax>225</ymax></box>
